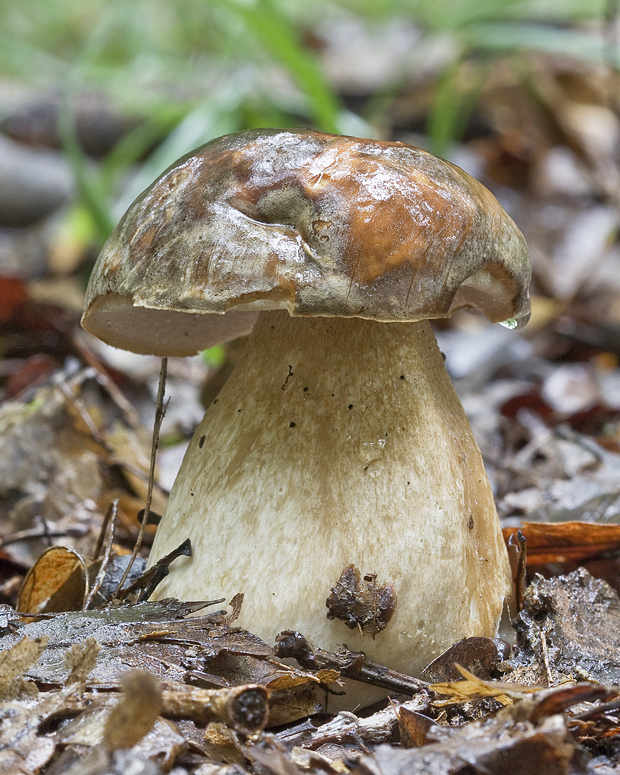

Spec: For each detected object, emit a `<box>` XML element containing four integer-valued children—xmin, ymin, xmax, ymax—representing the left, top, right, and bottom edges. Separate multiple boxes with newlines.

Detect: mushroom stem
<box><xmin>149</xmin><ymin>310</ymin><xmax>511</xmax><ymax>675</ymax></box>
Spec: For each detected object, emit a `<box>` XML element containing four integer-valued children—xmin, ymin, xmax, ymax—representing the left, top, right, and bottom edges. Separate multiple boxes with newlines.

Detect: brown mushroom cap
<box><xmin>82</xmin><ymin>129</ymin><xmax>530</xmax><ymax>356</ymax></box>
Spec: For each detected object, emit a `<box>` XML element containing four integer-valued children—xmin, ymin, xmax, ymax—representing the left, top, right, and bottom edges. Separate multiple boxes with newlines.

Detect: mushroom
<box><xmin>82</xmin><ymin>129</ymin><xmax>530</xmax><ymax>686</ymax></box>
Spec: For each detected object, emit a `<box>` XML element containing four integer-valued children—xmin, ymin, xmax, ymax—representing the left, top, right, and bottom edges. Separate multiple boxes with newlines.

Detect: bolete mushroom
<box><xmin>82</xmin><ymin>129</ymin><xmax>530</xmax><ymax>686</ymax></box>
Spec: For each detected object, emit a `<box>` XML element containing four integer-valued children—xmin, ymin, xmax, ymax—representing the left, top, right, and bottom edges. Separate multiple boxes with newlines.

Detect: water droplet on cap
<box><xmin>499</xmin><ymin>317</ymin><xmax>518</xmax><ymax>330</ymax></box>
<box><xmin>499</xmin><ymin>304</ymin><xmax>531</xmax><ymax>330</ymax></box>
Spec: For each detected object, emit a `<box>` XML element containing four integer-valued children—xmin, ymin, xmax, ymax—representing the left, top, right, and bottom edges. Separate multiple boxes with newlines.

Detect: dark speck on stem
<box><xmin>289</xmin><ymin>422</ymin><xmax>296</xmax><ymax>428</ymax></box>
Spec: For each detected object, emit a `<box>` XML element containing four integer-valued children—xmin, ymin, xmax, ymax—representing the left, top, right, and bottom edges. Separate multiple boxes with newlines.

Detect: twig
<box><xmin>113</xmin><ymin>357</ymin><xmax>168</xmax><ymax>599</ymax></box>
<box><xmin>93</xmin><ymin>498</ymin><xmax>118</xmax><ymax>560</ymax></box>
<box><xmin>161</xmin><ymin>682</ymin><xmax>269</xmax><ymax>735</ymax></box>
<box><xmin>56</xmin><ymin>373</ymin><xmax>106</xmax><ymax>445</ymax></box>
<box><xmin>275</xmin><ymin>630</ymin><xmax>430</xmax><ymax>696</ymax></box>
<box><xmin>72</xmin><ymin>331</ymin><xmax>141</xmax><ymax>426</ymax></box>
<box><xmin>46</xmin><ymin>681</ymin><xmax>270</xmax><ymax>737</ymax></box>
<box><xmin>540</xmin><ymin>625</ymin><xmax>553</xmax><ymax>688</ymax></box>
<box><xmin>116</xmin><ymin>538</ymin><xmax>193</xmax><ymax>602</ymax></box>
<box><xmin>275</xmin><ymin>695</ymin><xmax>430</xmax><ymax>750</ymax></box>
<box><xmin>57</xmin><ymin>367</ymin><xmax>169</xmax><ymax>496</ymax></box>
<box><xmin>84</xmin><ymin>499</ymin><xmax>119</xmax><ymax>610</ymax></box>
<box><xmin>0</xmin><ymin>525</ymin><xmax>89</xmax><ymax>550</ymax></box>
<box><xmin>572</xmin><ymin>695</ymin><xmax>620</xmax><ymax>721</ymax></box>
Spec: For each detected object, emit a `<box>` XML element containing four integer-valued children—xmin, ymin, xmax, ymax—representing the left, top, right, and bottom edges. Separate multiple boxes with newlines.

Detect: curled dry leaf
<box><xmin>18</xmin><ymin>545</ymin><xmax>88</xmax><ymax>614</ymax></box>
<box><xmin>265</xmin><ymin>669</ymin><xmax>340</xmax><ymax>692</ymax></box>
<box><xmin>125</xmin><ymin>717</ymin><xmax>187</xmax><ymax>771</ymax></box>
<box><xmin>396</xmin><ymin>706</ymin><xmax>438</xmax><ymax>749</ymax></box>
<box><xmin>202</xmin><ymin>722</ymin><xmax>249</xmax><ymax>766</ymax></box>
<box><xmin>503</xmin><ymin>520</ymin><xmax>620</xmax><ymax>565</ymax></box>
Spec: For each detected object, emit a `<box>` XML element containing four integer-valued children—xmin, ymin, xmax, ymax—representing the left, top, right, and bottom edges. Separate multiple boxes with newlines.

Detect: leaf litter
<box><xmin>4</xmin><ymin>23</ymin><xmax>620</xmax><ymax>775</ymax></box>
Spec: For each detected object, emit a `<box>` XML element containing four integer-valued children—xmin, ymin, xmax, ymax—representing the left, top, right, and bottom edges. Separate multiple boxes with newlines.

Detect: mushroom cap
<box><xmin>82</xmin><ymin>129</ymin><xmax>531</xmax><ymax>356</ymax></box>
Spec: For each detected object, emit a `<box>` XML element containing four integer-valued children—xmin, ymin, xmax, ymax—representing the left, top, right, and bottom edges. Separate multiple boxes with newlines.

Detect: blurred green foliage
<box><xmin>0</xmin><ymin>0</ymin><xmax>613</xmax><ymax>245</ymax></box>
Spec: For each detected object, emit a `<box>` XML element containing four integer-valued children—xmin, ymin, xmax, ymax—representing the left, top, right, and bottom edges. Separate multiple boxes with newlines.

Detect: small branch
<box><xmin>116</xmin><ymin>538</ymin><xmax>193</xmax><ymax>602</ymax></box>
<box><xmin>57</xmin><ymin>365</ymin><xmax>169</xmax><ymax>495</ymax></box>
<box><xmin>0</xmin><ymin>525</ymin><xmax>89</xmax><ymax>550</ymax></box>
<box><xmin>113</xmin><ymin>357</ymin><xmax>168</xmax><ymax>599</ymax></box>
<box><xmin>275</xmin><ymin>696</ymin><xmax>431</xmax><ymax>750</ymax></box>
<box><xmin>93</xmin><ymin>498</ymin><xmax>118</xmax><ymax>561</ymax></box>
<box><xmin>275</xmin><ymin>630</ymin><xmax>430</xmax><ymax>696</ymax></box>
<box><xmin>161</xmin><ymin>683</ymin><xmax>269</xmax><ymax>736</ymax></box>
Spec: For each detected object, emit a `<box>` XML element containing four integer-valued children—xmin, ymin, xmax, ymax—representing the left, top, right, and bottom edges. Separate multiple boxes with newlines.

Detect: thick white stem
<box><xmin>149</xmin><ymin>311</ymin><xmax>511</xmax><ymax>677</ymax></box>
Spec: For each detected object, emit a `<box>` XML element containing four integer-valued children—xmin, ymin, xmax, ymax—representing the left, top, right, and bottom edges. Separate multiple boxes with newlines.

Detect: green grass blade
<box><xmin>464</xmin><ymin>22</ymin><xmax>613</xmax><ymax>65</ymax></box>
<box><xmin>221</xmin><ymin>0</ymin><xmax>341</xmax><ymax>132</ymax></box>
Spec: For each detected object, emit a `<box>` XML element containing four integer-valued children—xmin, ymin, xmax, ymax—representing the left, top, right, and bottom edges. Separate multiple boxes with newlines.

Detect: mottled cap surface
<box><xmin>82</xmin><ymin>129</ymin><xmax>531</xmax><ymax>355</ymax></box>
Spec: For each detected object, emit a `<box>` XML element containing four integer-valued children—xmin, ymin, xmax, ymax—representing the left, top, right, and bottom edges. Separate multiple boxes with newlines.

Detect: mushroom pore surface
<box><xmin>149</xmin><ymin>310</ymin><xmax>512</xmax><ymax>676</ymax></box>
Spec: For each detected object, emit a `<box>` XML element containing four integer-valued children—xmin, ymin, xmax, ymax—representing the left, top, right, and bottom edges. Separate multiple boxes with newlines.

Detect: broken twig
<box><xmin>275</xmin><ymin>630</ymin><xmax>430</xmax><ymax>696</ymax></box>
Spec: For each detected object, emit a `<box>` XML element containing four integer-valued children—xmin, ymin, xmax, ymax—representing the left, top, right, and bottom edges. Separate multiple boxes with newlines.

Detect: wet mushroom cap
<box><xmin>82</xmin><ymin>129</ymin><xmax>530</xmax><ymax>354</ymax></box>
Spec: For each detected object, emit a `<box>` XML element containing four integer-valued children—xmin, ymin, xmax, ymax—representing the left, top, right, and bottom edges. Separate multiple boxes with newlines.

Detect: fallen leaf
<box><xmin>103</xmin><ymin>669</ymin><xmax>161</xmax><ymax>751</ymax></box>
<box><xmin>0</xmin><ymin>635</ymin><xmax>47</xmax><ymax>700</ymax></box>
<box><xmin>18</xmin><ymin>546</ymin><xmax>88</xmax><ymax>613</ymax></box>
<box><xmin>503</xmin><ymin>521</ymin><xmax>620</xmax><ymax>565</ymax></box>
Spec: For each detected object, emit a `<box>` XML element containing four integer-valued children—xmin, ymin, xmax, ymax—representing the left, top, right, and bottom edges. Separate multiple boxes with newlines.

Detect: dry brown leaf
<box><xmin>65</xmin><ymin>637</ymin><xmax>100</xmax><ymax>686</ymax></box>
<box><xmin>0</xmin><ymin>635</ymin><xmax>47</xmax><ymax>700</ymax></box>
<box><xmin>421</xmin><ymin>636</ymin><xmax>510</xmax><ymax>682</ymax></box>
<box><xmin>0</xmin><ymin>368</ymin><xmax>156</xmax><ymax>570</ymax></box>
<box><xmin>503</xmin><ymin>521</ymin><xmax>620</xmax><ymax>565</ymax></box>
<box><xmin>265</xmin><ymin>669</ymin><xmax>339</xmax><ymax>691</ymax></box>
<box><xmin>103</xmin><ymin>669</ymin><xmax>162</xmax><ymax>751</ymax></box>
<box><xmin>129</xmin><ymin>717</ymin><xmax>187</xmax><ymax>770</ymax></box>
<box><xmin>203</xmin><ymin>722</ymin><xmax>248</xmax><ymax>766</ymax></box>
<box><xmin>18</xmin><ymin>546</ymin><xmax>88</xmax><ymax>614</ymax></box>
<box><xmin>510</xmin><ymin>568</ymin><xmax>620</xmax><ymax>686</ymax></box>
<box><xmin>352</xmin><ymin>712</ymin><xmax>579</xmax><ymax>775</ymax></box>
<box><xmin>396</xmin><ymin>706</ymin><xmax>438</xmax><ymax>748</ymax></box>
